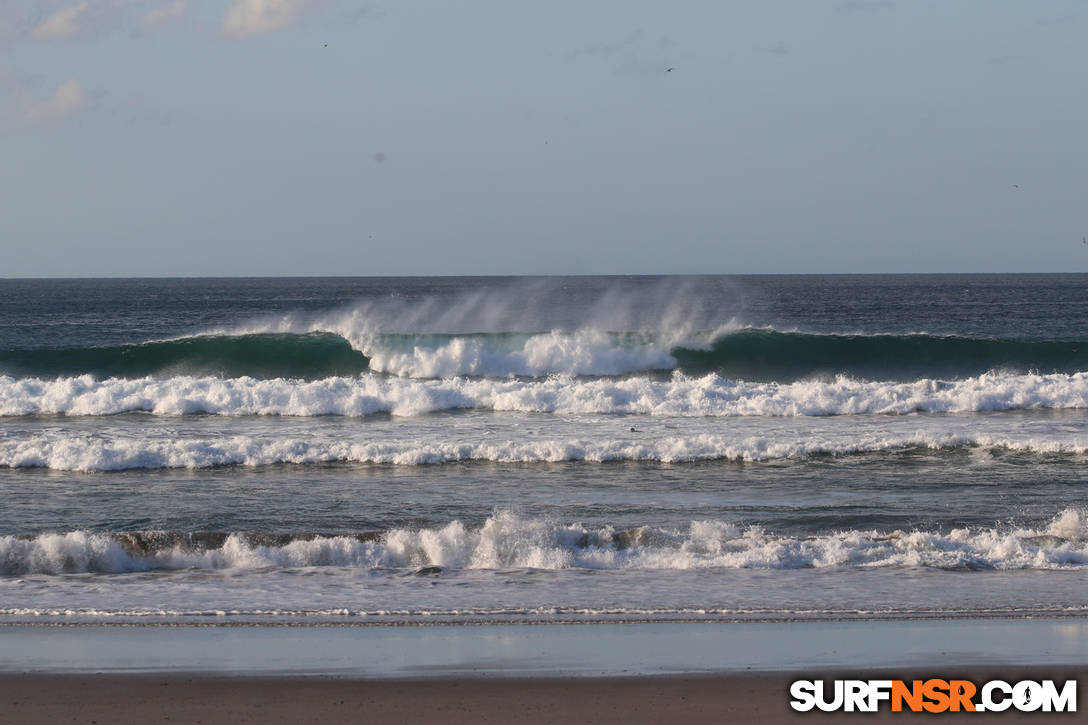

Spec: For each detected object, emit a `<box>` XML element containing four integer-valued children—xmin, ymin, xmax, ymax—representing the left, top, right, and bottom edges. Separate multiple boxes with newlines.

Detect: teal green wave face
<box><xmin>6</xmin><ymin>329</ymin><xmax>1088</xmax><ymax>383</ymax></box>
<box><xmin>0</xmin><ymin>333</ymin><xmax>370</xmax><ymax>381</ymax></box>
<box><xmin>671</xmin><ymin>331</ymin><xmax>1088</xmax><ymax>382</ymax></box>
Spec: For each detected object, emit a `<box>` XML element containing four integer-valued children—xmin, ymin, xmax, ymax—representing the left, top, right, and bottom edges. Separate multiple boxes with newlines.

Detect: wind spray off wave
<box><xmin>6</xmin><ymin>329</ymin><xmax>1088</xmax><ymax>381</ymax></box>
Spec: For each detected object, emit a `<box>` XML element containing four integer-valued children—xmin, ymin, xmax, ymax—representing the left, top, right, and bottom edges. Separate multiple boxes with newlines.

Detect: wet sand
<box><xmin>5</xmin><ymin>619</ymin><xmax>1088</xmax><ymax>676</ymax></box>
<box><xmin>1</xmin><ymin>669</ymin><xmax>1082</xmax><ymax>725</ymax></box>
<box><xmin>1</xmin><ymin>622</ymin><xmax>1083</xmax><ymax>723</ymax></box>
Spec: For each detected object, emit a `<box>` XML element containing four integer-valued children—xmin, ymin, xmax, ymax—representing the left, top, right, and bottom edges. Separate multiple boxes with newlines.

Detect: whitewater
<box><xmin>4</xmin><ymin>369</ymin><xmax>1088</xmax><ymax>419</ymax></box>
<box><xmin>4</xmin><ymin>507</ymin><xmax>1088</xmax><ymax>576</ymax></box>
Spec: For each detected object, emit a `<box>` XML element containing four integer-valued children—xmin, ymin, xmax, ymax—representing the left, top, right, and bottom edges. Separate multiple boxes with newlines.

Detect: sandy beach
<box><xmin>1</xmin><ymin>620</ymin><xmax>1084</xmax><ymax>722</ymax></box>
<box><xmin>1</xmin><ymin>669</ymin><xmax>1082</xmax><ymax>724</ymax></box>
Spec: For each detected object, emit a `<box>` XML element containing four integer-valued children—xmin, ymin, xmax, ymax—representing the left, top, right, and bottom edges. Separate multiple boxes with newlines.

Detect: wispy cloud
<box><xmin>836</xmin><ymin>1</ymin><xmax>894</xmax><ymax>13</ymax></box>
<box><xmin>23</xmin><ymin>78</ymin><xmax>87</xmax><ymax>120</ymax></box>
<box><xmin>221</xmin><ymin>0</ymin><xmax>327</xmax><ymax>38</ymax></box>
<box><xmin>1033</xmin><ymin>15</ymin><xmax>1075</xmax><ymax>29</ymax></box>
<box><xmin>28</xmin><ymin>1</ymin><xmax>95</xmax><ymax>41</ymax></box>
<box><xmin>756</xmin><ymin>40</ymin><xmax>787</xmax><ymax>57</ymax></box>
<box><xmin>566</xmin><ymin>30</ymin><xmax>682</xmax><ymax>78</ymax></box>
<box><xmin>566</xmin><ymin>30</ymin><xmax>646</xmax><ymax>63</ymax></box>
<box><xmin>13</xmin><ymin>0</ymin><xmax>332</xmax><ymax>44</ymax></box>
<box><xmin>22</xmin><ymin>1</ymin><xmax>187</xmax><ymax>42</ymax></box>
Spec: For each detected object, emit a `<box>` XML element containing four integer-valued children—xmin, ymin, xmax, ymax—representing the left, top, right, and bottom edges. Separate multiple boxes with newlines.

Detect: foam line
<box><xmin>3</xmin><ymin>370</ymin><xmax>1088</xmax><ymax>418</ymax></box>
<box><xmin>3</xmin><ymin>509</ymin><xmax>1085</xmax><ymax>574</ymax></box>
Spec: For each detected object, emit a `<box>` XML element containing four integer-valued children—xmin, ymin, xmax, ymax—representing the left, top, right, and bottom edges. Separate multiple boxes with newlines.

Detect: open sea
<box><xmin>2</xmin><ymin>275</ymin><xmax>1088</xmax><ymax>626</ymax></box>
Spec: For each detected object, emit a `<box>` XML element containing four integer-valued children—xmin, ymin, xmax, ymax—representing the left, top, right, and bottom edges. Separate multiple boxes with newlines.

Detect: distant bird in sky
<box><xmin>1083</xmin><ymin>236</ymin><xmax>1087</xmax><ymax>245</ymax></box>
<box><xmin>665</xmin><ymin>67</ymin><xmax>674</xmax><ymax>72</ymax></box>
<box><xmin>323</xmin><ymin>43</ymin><xmax>328</xmax><ymax>48</ymax></box>
<box><xmin>1010</xmin><ymin>184</ymin><xmax>1019</xmax><ymax>188</ymax></box>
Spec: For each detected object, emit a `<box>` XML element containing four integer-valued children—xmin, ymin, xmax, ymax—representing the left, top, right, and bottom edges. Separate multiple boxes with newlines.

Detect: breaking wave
<box><xmin>5</xmin><ymin>329</ymin><xmax>1088</xmax><ymax>381</ymax></box>
<box><xmin>3</xmin><ymin>509</ymin><xmax>1086</xmax><ymax>575</ymax></box>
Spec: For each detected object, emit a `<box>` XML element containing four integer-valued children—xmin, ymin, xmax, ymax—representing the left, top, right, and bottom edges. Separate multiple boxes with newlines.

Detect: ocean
<box><xmin>2</xmin><ymin>275</ymin><xmax>1087</xmax><ymax>625</ymax></box>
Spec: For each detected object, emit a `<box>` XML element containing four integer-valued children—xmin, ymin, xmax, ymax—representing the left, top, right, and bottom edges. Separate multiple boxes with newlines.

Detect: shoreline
<box><xmin>6</xmin><ymin>604</ymin><xmax>1088</xmax><ymax>627</ymax></box>
<box><xmin>3</xmin><ymin>619</ymin><xmax>1087</xmax><ymax>678</ymax></box>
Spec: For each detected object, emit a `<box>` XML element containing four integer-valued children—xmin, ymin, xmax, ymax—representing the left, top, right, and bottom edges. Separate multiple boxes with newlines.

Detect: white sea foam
<box><xmin>3</xmin><ymin>370</ymin><xmax>1088</xmax><ymax>418</ymax></box>
<box><xmin>3</xmin><ymin>509</ymin><xmax>1086</xmax><ymax>575</ymax></box>
<box><xmin>365</xmin><ymin>330</ymin><xmax>678</xmax><ymax>378</ymax></box>
<box><xmin>4</xmin><ymin>428</ymin><xmax>1088</xmax><ymax>471</ymax></box>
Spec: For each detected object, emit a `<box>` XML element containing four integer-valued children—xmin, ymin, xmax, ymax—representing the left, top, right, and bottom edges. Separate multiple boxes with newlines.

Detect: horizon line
<box><xmin>3</xmin><ymin>271</ymin><xmax>1087</xmax><ymax>281</ymax></box>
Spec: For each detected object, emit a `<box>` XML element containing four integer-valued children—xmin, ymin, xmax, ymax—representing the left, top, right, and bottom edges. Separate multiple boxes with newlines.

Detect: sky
<box><xmin>1</xmin><ymin>0</ymin><xmax>1086</xmax><ymax>276</ymax></box>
